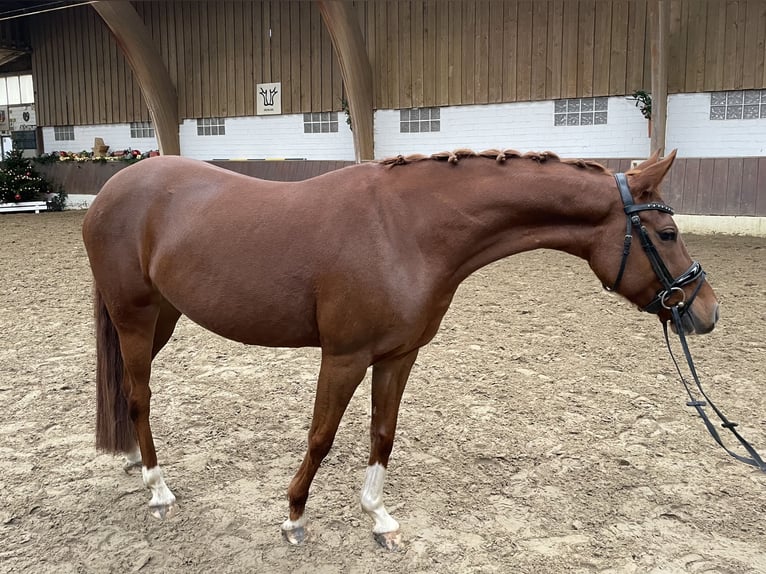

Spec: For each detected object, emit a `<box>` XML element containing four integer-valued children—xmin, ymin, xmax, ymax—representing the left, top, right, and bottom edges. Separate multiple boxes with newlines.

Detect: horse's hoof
<box><xmin>281</xmin><ymin>525</ymin><xmax>309</xmax><ymax>545</ymax></box>
<box><xmin>123</xmin><ymin>460</ymin><xmax>142</xmax><ymax>473</ymax></box>
<box><xmin>149</xmin><ymin>503</ymin><xmax>177</xmax><ymax>520</ymax></box>
<box><xmin>374</xmin><ymin>530</ymin><xmax>402</xmax><ymax>551</ymax></box>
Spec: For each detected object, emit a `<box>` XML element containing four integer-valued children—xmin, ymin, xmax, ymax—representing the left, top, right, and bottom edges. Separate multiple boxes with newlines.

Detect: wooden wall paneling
<box><xmin>592</xmin><ymin>0</ymin><xmax>611</xmax><ymax>96</ymax></box>
<box><xmin>300</xmin><ymin>2</ymin><xmax>316</xmax><ymax>112</ymax></box>
<box><xmin>93</xmin><ymin>13</ymin><xmax>108</xmax><ymax>123</ymax></box>
<box><xmin>740</xmin><ymin>157</ymin><xmax>759</xmax><ymax>215</ymax></box>
<box><xmin>667</xmin><ymin>0</ymin><xmax>687</xmax><ymax>93</ymax></box>
<box><xmin>561</xmin><ymin>0</ymin><xmax>578</xmax><ymax>98</ymax></box>
<box><xmin>242</xmin><ymin>1</ymin><xmax>254</xmax><ymax>115</ymax></box>
<box><xmin>475</xmin><ymin>0</ymin><xmax>490</xmax><ymax>104</ymax></box>
<box><xmin>461</xmin><ymin>1</ymin><xmax>476</xmax><ymax>104</ymax></box>
<box><xmin>723</xmin><ymin>0</ymin><xmax>742</xmax><ymax>90</ymax></box>
<box><xmin>609</xmin><ymin>0</ymin><xmax>628</xmax><ymax>96</ymax></box>
<box><xmin>320</xmin><ymin>9</ymin><xmax>333</xmax><ymax>111</ymax></box>
<box><xmin>412</xmin><ymin>0</ymin><xmax>425</xmax><ymax>108</ymax></box>
<box><xmin>194</xmin><ymin>1</ymin><xmax>207</xmax><ymax>117</ymax></box>
<box><xmin>448</xmin><ymin>1</ymin><xmax>462</xmax><ymax>104</ymax></box>
<box><xmin>577</xmin><ymin>0</ymin><xmax>595</xmax><ymax>97</ymax></box>
<box><xmin>626</xmin><ymin>0</ymin><xmax>647</xmax><ymax>93</ymax></box>
<box><xmin>725</xmin><ymin>157</ymin><xmax>744</xmax><ymax>216</ymax></box>
<box><xmin>757</xmin><ymin>157</ymin><xmax>766</xmax><ymax>216</ymax></box>
<box><xmin>515</xmin><ymin>1</ymin><xmax>532</xmax><ymax>101</ymax></box>
<box><xmin>709</xmin><ymin>158</ymin><xmax>730</xmax><ymax>215</ymax></box>
<box><xmin>684</xmin><ymin>0</ymin><xmax>706</xmax><ymax>92</ymax></box>
<box><xmin>374</xmin><ymin>1</ymin><xmax>386</xmax><ymax>108</ymax></box>
<box><xmin>228</xmin><ymin>2</ymin><xmax>241</xmax><ymax>116</ymax></box>
<box><xmin>310</xmin><ymin>2</ymin><xmax>322</xmax><ymax>111</ymax></box>
<box><xmin>29</xmin><ymin>17</ymin><xmax>45</xmax><ymax>125</ymax></box>
<box><xmin>435</xmin><ymin>0</ymin><xmax>450</xmax><ymax>106</ymax></box>
<box><xmin>487</xmin><ymin>0</ymin><xmax>505</xmax><ymax>102</ymax></box>
<box><xmin>695</xmin><ymin>159</ymin><xmax>715</xmax><ymax>215</ymax></box>
<box><xmin>74</xmin><ymin>8</ymin><xmax>87</xmax><ymax>125</ymax></box>
<box><xmin>331</xmin><ymin>24</ymin><xmax>343</xmax><ymax>112</ymax></box>
<box><xmin>387</xmin><ymin>2</ymin><xmax>400</xmax><ymax>109</ymax></box>
<box><xmin>277</xmin><ymin>3</ymin><xmax>290</xmax><ymax>110</ymax></box>
<box><xmin>165</xmin><ymin>3</ymin><xmax>179</xmax><ymax>113</ymax></box>
<box><xmin>680</xmin><ymin>157</ymin><xmax>700</xmax><ymax>214</ymax></box>
<box><xmin>399</xmin><ymin>1</ymin><xmax>413</xmax><ymax>108</ymax></box>
<box><xmin>530</xmin><ymin>0</ymin><xmax>548</xmax><ymax>100</ymax></box>
<box><xmin>423</xmin><ymin>0</ymin><xmax>438</xmax><ymax>106</ymax></box>
<box><xmin>215</xmin><ymin>2</ymin><xmax>226</xmax><ymax>116</ymax></box>
<box><xmin>703</xmin><ymin>0</ymin><xmax>726</xmax><ymax>92</ymax></box>
<box><xmin>501</xmin><ymin>1</ymin><xmax>518</xmax><ymax>102</ymax></box>
<box><xmin>742</xmin><ymin>0</ymin><xmax>765</xmax><ymax>89</ymax></box>
<box><xmin>664</xmin><ymin>156</ymin><xmax>685</xmax><ymax>208</ymax></box>
<box><xmin>546</xmin><ymin>0</ymin><xmax>564</xmax><ymax>100</ymax></box>
<box><xmin>257</xmin><ymin>2</ymin><xmax>268</xmax><ymax>87</ymax></box>
<box><xmin>181</xmin><ymin>3</ymin><xmax>193</xmax><ymax>118</ymax></box>
<box><xmin>288</xmin><ymin>2</ymin><xmax>300</xmax><ymax>113</ymax></box>
<box><xmin>733</xmin><ymin>0</ymin><xmax>748</xmax><ymax>90</ymax></box>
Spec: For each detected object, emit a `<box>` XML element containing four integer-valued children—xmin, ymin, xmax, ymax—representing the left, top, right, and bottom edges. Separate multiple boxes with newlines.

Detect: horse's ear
<box><xmin>632</xmin><ymin>149</ymin><xmax>662</xmax><ymax>171</ymax></box>
<box><xmin>628</xmin><ymin>149</ymin><xmax>677</xmax><ymax>196</ymax></box>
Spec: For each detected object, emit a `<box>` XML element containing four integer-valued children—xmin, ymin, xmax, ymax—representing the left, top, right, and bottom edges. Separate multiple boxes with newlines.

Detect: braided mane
<box><xmin>379</xmin><ymin>148</ymin><xmax>610</xmax><ymax>175</ymax></box>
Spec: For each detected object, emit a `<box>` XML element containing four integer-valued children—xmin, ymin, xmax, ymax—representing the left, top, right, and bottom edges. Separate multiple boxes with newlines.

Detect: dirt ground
<box><xmin>1</xmin><ymin>210</ymin><xmax>765</xmax><ymax>574</ymax></box>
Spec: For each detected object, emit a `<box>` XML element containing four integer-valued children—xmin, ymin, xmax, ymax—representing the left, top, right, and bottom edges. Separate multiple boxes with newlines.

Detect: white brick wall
<box><xmin>179</xmin><ymin>114</ymin><xmax>355</xmax><ymax>160</ymax></box>
<box><xmin>39</xmin><ymin>93</ymin><xmax>766</xmax><ymax>161</ymax></box>
<box><xmin>41</xmin><ymin>123</ymin><xmax>158</xmax><ymax>154</ymax></box>
<box><xmin>374</xmin><ymin>97</ymin><xmax>652</xmax><ymax>159</ymax></box>
<box><xmin>667</xmin><ymin>93</ymin><xmax>766</xmax><ymax>157</ymax></box>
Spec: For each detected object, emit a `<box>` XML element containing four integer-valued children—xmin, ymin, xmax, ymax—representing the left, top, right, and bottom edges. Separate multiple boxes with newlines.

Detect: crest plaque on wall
<box><xmin>256</xmin><ymin>82</ymin><xmax>282</xmax><ymax>115</ymax></box>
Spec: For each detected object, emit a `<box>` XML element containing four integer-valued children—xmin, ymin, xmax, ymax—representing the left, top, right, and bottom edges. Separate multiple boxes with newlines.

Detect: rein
<box><xmin>611</xmin><ymin>172</ymin><xmax>766</xmax><ymax>472</ymax></box>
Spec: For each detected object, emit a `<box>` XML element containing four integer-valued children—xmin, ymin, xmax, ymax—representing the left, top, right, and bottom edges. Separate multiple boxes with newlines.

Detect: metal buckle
<box><xmin>660</xmin><ymin>286</ymin><xmax>686</xmax><ymax>310</ymax></box>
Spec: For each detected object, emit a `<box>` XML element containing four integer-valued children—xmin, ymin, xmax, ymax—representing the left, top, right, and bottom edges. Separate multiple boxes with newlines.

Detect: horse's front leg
<box><xmin>362</xmin><ymin>349</ymin><xmax>419</xmax><ymax>551</ymax></box>
<box><xmin>281</xmin><ymin>352</ymin><xmax>369</xmax><ymax>544</ymax></box>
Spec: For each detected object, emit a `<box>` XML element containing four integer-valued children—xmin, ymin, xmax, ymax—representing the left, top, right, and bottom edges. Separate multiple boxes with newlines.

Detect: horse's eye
<box><xmin>659</xmin><ymin>230</ymin><xmax>677</xmax><ymax>242</ymax></box>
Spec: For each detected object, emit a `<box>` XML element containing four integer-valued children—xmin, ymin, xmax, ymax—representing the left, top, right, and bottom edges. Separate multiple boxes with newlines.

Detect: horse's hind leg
<box><xmin>124</xmin><ymin>299</ymin><xmax>181</xmax><ymax>473</ymax></box>
<box><xmin>116</xmin><ymin>303</ymin><xmax>177</xmax><ymax>519</ymax></box>
<box><xmin>281</xmin><ymin>352</ymin><xmax>370</xmax><ymax>544</ymax></box>
<box><xmin>362</xmin><ymin>349</ymin><xmax>419</xmax><ymax>550</ymax></box>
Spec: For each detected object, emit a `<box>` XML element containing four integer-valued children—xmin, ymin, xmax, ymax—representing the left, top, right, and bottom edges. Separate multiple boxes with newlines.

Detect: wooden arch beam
<box><xmin>92</xmin><ymin>2</ymin><xmax>179</xmax><ymax>155</ymax></box>
<box><xmin>317</xmin><ymin>1</ymin><xmax>374</xmax><ymax>162</ymax></box>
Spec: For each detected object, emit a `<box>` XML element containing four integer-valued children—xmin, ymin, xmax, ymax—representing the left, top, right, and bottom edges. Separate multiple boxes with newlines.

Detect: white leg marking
<box><xmin>281</xmin><ymin>514</ymin><xmax>308</xmax><ymax>532</ymax></box>
<box><xmin>142</xmin><ymin>465</ymin><xmax>176</xmax><ymax>509</ymax></box>
<box><xmin>360</xmin><ymin>463</ymin><xmax>399</xmax><ymax>534</ymax></box>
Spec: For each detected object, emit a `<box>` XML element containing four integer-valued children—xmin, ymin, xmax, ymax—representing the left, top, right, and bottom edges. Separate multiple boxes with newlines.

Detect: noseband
<box><xmin>607</xmin><ymin>173</ymin><xmax>766</xmax><ymax>472</ymax></box>
<box><xmin>607</xmin><ymin>172</ymin><xmax>705</xmax><ymax>315</ymax></box>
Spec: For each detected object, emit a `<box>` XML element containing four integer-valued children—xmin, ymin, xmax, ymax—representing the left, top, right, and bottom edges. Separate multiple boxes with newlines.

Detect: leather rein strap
<box><xmin>611</xmin><ymin>172</ymin><xmax>766</xmax><ymax>472</ymax></box>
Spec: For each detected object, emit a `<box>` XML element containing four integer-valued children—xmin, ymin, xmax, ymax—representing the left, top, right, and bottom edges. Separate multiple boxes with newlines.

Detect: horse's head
<box><xmin>589</xmin><ymin>150</ymin><xmax>719</xmax><ymax>335</ymax></box>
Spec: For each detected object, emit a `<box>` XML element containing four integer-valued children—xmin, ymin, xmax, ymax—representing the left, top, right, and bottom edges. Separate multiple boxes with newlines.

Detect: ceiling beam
<box><xmin>317</xmin><ymin>1</ymin><xmax>373</xmax><ymax>162</ymax></box>
<box><xmin>91</xmin><ymin>1</ymin><xmax>179</xmax><ymax>155</ymax></box>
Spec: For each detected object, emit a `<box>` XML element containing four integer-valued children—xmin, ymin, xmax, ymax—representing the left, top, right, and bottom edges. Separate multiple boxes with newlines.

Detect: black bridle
<box><xmin>610</xmin><ymin>172</ymin><xmax>766</xmax><ymax>472</ymax></box>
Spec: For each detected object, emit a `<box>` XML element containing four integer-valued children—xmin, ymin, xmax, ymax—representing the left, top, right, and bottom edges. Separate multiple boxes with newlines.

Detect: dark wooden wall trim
<box><xmin>39</xmin><ymin>157</ymin><xmax>766</xmax><ymax>217</ymax></box>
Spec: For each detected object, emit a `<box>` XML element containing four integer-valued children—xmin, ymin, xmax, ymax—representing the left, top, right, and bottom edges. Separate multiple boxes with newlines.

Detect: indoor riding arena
<box><xmin>2</xmin><ymin>1</ymin><xmax>766</xmax><ymax>573</ymax></box>
<box><xmin>2</xmin><ymin>211</ymin><xmax>765</xmax><ymax>572</ymax></box>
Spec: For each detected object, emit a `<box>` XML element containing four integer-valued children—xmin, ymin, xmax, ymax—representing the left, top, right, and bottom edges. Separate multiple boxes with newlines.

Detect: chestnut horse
<box><xmin>82</xmin><ymin>149</ymin><xmax>719</xmax><ymax>550</ymax></box>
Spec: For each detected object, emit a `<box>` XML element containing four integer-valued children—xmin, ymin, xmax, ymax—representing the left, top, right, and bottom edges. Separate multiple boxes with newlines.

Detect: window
<box><xmin>554</xmin><ymin>97</ymin><xmax>608</xmax><ymax>126</ymax></box>
<box><xmin>196</xmin><ymin>117</ymin><xmax>225</xmax><ymax>136</ymax></box>
<box><xmin>0</xmin><ymin>74</ymin><xmax>34</xmax><ymax>106</ymax></box>
<box><xmin>54</xmin><ymin>126</ymin><xmax>74</xmax><ymax>141</ymax></box>
<box><xmin>400</xmin><ymin>108</ymin><xmax>440</xmax><ymax>132</ymax></box>
<box><xmin>130</xmin><ymin>121</ymin><xmax>155</xmax><ymax>138</ymax></box>
<box><xmin>710</xmin><ymin>90</ymin><xmax>766</xmax><ymax>120</ymax></box>
<box><xmin>303</xmin><ymin>112</ymin><xmax>338</xmax><ymax>133</ymax></box>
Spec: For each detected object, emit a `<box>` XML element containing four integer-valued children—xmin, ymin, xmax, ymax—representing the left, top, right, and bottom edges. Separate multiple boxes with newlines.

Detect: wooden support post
<box><xmin>317</xmin><ymin>1</ymin><xmax>374</xmax><ymax>162</ymax></box>
<box><xmin>649</xmin><ymin>0</ymin><xmax>669</xmax><ymax>156</ymax></box>
<box><xmin>92</xmin><ymin>2</ymin><xmax>180</xmax><ymax>156</ymax></box>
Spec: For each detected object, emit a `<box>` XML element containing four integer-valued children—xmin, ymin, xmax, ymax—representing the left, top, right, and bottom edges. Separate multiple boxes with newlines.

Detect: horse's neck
<box><xmin>401</xmin><ymin>160</ymin><xmax>612</xmax><ymax>286</ymax></box>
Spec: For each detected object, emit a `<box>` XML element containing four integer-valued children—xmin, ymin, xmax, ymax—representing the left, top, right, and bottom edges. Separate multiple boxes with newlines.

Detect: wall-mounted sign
<box><xmin>256</xmin><ymin>82</ymin><xmax>281</xmax><ymax>115</ymax></box>
<box><xmin>0</xmin><ymin>106</ymin><xmax>9</xmax><ymax>132</ymax></box>
<box><xmin>9</xmin><ymin>104</ymin><xmax>35</xmax><ymax>130</ymax></box>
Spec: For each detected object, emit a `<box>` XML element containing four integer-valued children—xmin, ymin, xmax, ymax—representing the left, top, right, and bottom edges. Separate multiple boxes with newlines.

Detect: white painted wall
<box><xmin>667</xmin><ymin>93</ymin><xmax>766</xmax><ymax>157</ymax></box>
<box><xmin>374</xmin><ymin>96</ymin><xmax>652</xmax><ymax>159</ymax></box>
<box><xmin>178</xmin><ymin>114</ymin><xmax>355</xmax><ymax>160</ymax></box>
<box><xmin>41</xmin><ymin>123</ymin><xmax>158</xmax><ymax>154</ymax></box>
<box><xmin>38</xmin><ymin>92</ymin><xmax>766</xmax><ymax>161</ymax></box>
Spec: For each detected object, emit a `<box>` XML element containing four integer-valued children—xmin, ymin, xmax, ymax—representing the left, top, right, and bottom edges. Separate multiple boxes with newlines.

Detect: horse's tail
<box><xmin>94</xmin><ymin>285</ymin><xmax>135</xmax><ymax>453</ymax></box>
